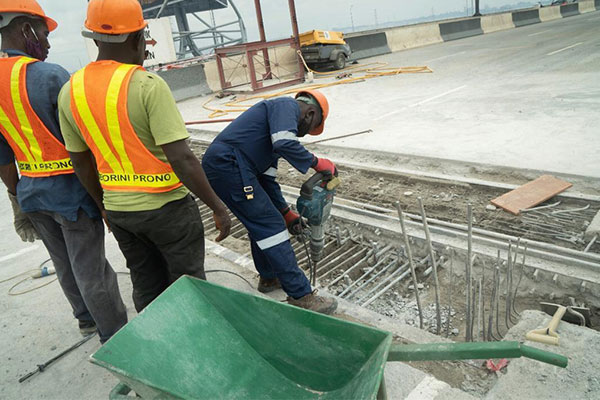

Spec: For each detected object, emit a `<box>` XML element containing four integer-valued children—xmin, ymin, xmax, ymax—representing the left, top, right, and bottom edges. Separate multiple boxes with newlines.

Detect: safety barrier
<box><xmin>512</xmin><ymin>9</ymin><xmax>541</xmax><ymax>27</ymax></box>
<box><xmin>157</xmin><ymin>64</ymin><xmax>211</xmax><ymax>102</ymax></box>
<box><xmin>345</xmin><ymin>32</ymin><xmax>391</xmax><ymax>60</ymax></box>
<box><xmin>439</xmin><ymin>18</ymin><xmax>483</xmax><ymax>41</ymax></box>
<box><xmin>385</xmin><ymin>23</ymin><xmax>442</xmax><ymax>52</ymax></box>
<box><xmin>560</xmin><ymin>3</ymin><xmax>580</xmax><ymax>17</ymax></box>
<box><xmin>539</xmin><ymin>6</ymin><xmax>562</xmax><ymax>21</ymax></box>
<box><xmin>578</xmin><ymin>0</ymin><xmax>596</xmax><ymax>12</ymax></box>
<box><xmin>481</xmin><ymin>13</ymin><xmax>515</xmax><ymax>33</ymax></box>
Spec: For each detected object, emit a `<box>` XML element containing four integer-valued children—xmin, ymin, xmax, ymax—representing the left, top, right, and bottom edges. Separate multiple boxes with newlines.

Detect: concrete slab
<box><xmin>485</xmin><ymin>310</ymin><xmax>600</xmax><ymax>400</ymax></box>
<box><xmin>178</xmin><ymin>12</ymin><xmax>600</xmax><ymax>179</ymax></box>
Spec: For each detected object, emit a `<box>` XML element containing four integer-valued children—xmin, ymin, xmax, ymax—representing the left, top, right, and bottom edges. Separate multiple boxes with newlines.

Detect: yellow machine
<box><xmin>298</xmin><ymin>30</ymin><xmax>351</xmax><ymax>70</ymax></box>
<box><xmin>299</xmin><ymin>30</ymin><xmax>346</xmax><ymax>47</ymax></box>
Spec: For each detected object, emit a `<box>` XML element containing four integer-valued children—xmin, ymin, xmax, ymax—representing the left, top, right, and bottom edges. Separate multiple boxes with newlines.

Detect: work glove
<box><xmin>312</xmin><ymin>156</ymin><xmax>337</xmax><ymax>178</ymax></box>
<box><xmin>7</xmin><ymin>191</ymin><xmax>40</xmax><ymax>243</ymax></box>
<box><xmin>281</xmin><ymin>206</ymin><xmax>307</xmax><ymax>236</ymax></box>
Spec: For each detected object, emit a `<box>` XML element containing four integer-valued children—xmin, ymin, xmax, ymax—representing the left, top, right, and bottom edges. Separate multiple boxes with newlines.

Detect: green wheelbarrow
<box><xmin>92</xmin><ymin>277</ymin><xmax>567</xmax><ymax>400</ymax></box>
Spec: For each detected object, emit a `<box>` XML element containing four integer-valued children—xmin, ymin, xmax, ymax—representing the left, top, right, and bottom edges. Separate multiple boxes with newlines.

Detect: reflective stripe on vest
<box><xmin>0</xmin><ymin>56</ymin><xmax>74</xmax><ymax>177</ymax></box>
<box><xmin>69</xmin><ymin>61</ymin><xmax>182</xmax><ymax>193</ymax></box>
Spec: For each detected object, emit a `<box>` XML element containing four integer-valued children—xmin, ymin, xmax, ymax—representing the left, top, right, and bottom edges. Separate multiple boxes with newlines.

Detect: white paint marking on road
<box><xmin>374</xmin><ymin>85</ymin><xmax>467</xmax><ymax>121</ymax></box>
<box><xmin>408</xmin><ymin>85</ymin><xmax>467</xmax><ymax>108</ymax></box>
<box><xmin>547</xmin><ymin>42</ymin><xmax>584</xmax><ymax>56</ymax></box>
<box><xmin>424</xmin><ymin>51</ymin><xmax>466</xmax><ymax>63</ymax></box>
<box><xmin>0</xmin><ymin>245</ymin><xmax>39</xmax><ymax>263</ymax></box>
<box><xmin>528</xmin><ymin>29</ymin><xmax>550</xmax><ymax>37</ymax></box>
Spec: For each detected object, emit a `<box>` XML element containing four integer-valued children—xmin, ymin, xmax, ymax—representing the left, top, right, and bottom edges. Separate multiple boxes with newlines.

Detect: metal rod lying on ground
<box><xmin>305</xmin><ymin>129</ymin><xmax>373</xmax><ymax>145</ymax></box>
<box><xmin>185</xmin><ymin>118</ymin><xmax>236</xmax><ymax>125</ymax></box>
<box><xmin>396</xmin><ymin>202</ymin><xmax>424</xmax><ymax>330</ymax></box>
<box><xmin>19</xmin><ymin>333</ymin><xmax>97</xmax><ymax>383</ymax></box>
<box><xmin>417</xmin><ymin>198</ymin><xmax>442</xmax><ymax>335</ymax></box>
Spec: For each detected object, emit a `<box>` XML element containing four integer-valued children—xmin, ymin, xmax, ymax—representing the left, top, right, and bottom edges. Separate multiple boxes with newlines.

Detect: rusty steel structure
<box><xmin>214</xmin><ymin>0</ymin><xmax>304</xmax><ymax>93</ymax></box>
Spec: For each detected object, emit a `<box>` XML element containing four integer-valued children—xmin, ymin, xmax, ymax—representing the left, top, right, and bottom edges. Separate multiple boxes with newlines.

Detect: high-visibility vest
<box><xmin>69</xmin><ymin>61</ymin><xmax>182</xmax><ymax>193</ymax></box>
<box><xmin>0</xmin><ymin>56</ymin><xmax>74</xmax><ymax>177</ymax></box>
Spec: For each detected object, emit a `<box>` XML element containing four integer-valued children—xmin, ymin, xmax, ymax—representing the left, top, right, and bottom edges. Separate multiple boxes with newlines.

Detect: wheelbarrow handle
<box><xmin>387</xmin><ymin>341</ymin><xmax>568</xmax><ymax>368</ymax></box>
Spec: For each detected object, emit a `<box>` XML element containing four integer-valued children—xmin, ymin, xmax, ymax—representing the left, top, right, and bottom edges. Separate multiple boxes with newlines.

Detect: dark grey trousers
<box><xmin>28</xmin><ymin>210</ymin><xmax>127</xmax><ymax>342</ymax></box>
<box><xmin>106</xmin><ymin>195</ymin><xmax>205</xmax><ymax>312</ymax></box>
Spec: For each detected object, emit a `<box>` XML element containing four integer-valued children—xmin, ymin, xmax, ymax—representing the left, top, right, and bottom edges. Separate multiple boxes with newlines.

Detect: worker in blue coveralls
<box><xmin>202</xmin><ymin>90</ymin><xmax>338</xmax><ymax>315</ymax></box>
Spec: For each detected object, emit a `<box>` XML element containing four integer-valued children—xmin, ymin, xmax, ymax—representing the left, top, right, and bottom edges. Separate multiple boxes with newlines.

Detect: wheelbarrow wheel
<box><xmin>109</xmin><ymin>382</ymin><xmax>134</xmax><ymax>399</ymax></box>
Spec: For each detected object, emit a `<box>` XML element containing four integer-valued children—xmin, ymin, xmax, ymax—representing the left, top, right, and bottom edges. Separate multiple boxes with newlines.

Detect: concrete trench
<box><xmin>191</xmin><ymin>138</ymin><xmax>600</xmax><ymax>395</ymax></box>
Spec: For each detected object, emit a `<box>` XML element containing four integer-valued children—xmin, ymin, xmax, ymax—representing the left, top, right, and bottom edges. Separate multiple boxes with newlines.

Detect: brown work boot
<box><xmin>258</xmin><ymin>276</ymin><xmax>281</xmax><ymax>293</ymax></box>
<box><xmin>287</xmin><ymin>290</ymin><xmax>338</xmax><ymax>315</ymax></box>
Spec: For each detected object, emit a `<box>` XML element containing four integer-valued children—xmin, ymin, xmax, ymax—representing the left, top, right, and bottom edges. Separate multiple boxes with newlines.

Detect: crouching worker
<box><xmin>202</xmin><ymin>90</ymin><xmax>338</xmax><ymax>315</ymax></box>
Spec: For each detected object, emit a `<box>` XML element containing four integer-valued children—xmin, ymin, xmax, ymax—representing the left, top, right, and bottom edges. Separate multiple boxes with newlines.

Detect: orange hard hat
<box><xmin>0</xmin><ymin>0</ymin><xmax>58</xmax><ymax>32</ymax></box>
<box><xmin>84</xmin><ymin>0</ymin><xmax>147</xmax><ymax>42</ymax></box>
<box><xmin>295</xmin><ymin>89</ymin><xmax>329</xmax><ymax>136</ymax></box>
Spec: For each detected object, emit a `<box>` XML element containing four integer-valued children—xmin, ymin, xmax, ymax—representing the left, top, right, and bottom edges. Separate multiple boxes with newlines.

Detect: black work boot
<box><xmin>257</xmin><ymin>277</ymin><xmax>281</xmax><ymax>293</ymax></box>
<box><xmin>78</xmin><ymin>320</ymin><xmax>97</xmax><ymax>336</ymax></box>
<box><xmin>287</xmin><ymin>290</ymin><xmax>338</xmax><ymax>315</ymax></box>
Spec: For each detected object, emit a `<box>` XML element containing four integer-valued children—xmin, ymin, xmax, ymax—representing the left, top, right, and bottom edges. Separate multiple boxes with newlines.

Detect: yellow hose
<box><xmin>203</xmin><ymin>51</ymin><xmax>433</xmax><ymax>119</ymax></box>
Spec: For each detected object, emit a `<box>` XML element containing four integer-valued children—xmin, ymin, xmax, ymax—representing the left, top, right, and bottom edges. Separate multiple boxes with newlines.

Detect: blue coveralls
<box><xmin>202</xmin><ymin>97</ymin><xmax>314</xmax><ymax>299</ymax></box>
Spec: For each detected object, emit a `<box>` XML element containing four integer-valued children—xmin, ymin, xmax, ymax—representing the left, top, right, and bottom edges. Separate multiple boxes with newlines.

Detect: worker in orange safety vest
<box><xmin>58</xmin><ymin>0</ymin><xmax>231</xmax><ymax>311</ymax></box>
<box><xmin>0</xmin><ymin>0</ymin><xmax>127</xmax><ymax>342</ymax></box>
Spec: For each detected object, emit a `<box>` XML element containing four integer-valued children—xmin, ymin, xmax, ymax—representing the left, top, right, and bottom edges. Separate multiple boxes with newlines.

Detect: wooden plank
<box><xmin>491</xmin><ymin>175</ymin><xmax>572</xmax><ymax>215</ymax></box>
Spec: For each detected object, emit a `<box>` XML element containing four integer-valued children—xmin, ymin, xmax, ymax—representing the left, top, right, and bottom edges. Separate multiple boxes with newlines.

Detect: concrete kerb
<box><xmin>439</xmin><ymin>17</ymin><xmax>483</xmax><ymax>41</ymax></box>
<box><xmin>512</xmin><ymin>8</ymin><xmax>541</xmax><ymax>27</ymax></box>
<box><xmin>385</xmin><ymin>23</ymin><xmax>442</xmax><ymax>52</ymax></box>
<box><xmin>560</xmin><ymin>2</ymin><xmax>580</xmax><ymax>17</ymax></box>
<box><xmin>481</xmin><ymin>13</ymin><xmax>515</xmax><ymax>33</ymax></box>
<box><xmin>539</xmin><ymin>5</ymin><xmax>562</xmax><ymax>22</ymax></box>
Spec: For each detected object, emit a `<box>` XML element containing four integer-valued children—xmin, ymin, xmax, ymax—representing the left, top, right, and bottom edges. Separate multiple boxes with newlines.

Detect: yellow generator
<box><xmin>299</xmin><ymin>30</ymin><xmax>352</xmax><ymax>70</ymax></box>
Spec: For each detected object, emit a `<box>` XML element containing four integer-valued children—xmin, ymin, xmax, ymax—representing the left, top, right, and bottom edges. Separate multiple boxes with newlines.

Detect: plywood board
<box><xmin>491</xmin><ymin>175</ymin><xmax>572</xmax><ymax>215</ymax></box>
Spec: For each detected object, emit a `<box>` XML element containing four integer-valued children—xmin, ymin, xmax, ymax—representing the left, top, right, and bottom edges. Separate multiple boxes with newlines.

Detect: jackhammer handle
<box><xmin>300</xmin><ymin>172</ymin><xmax>329</xmax><ymax>199</ymax></box>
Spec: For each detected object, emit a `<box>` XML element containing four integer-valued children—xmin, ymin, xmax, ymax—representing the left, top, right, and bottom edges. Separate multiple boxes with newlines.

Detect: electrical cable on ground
<box><xmin>2</xmin><ymin>259</ymin><xmax>58</xmax><ymax>296</ymax></box>
<box><xmin>201</xmin><ymin>51</ymin><xmax>433</xmax><ymax>119</ymax></box>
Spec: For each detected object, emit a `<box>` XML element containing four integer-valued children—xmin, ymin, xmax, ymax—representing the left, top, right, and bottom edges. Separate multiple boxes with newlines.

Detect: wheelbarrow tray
<box><xmin>91</xmin><ymin>276</ymin><xmax>392</xmax><ymax>399</ymax></box>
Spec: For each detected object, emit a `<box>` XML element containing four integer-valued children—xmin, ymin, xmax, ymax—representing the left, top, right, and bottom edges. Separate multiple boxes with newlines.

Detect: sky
<box><xmin>29</xmin><ymin>0</ymin><xmax>537</xmax><ymax>73</ymax></box>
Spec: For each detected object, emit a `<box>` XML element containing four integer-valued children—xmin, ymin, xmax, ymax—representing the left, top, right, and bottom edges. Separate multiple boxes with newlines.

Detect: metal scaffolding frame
<box><xmin>214</xmin><ymin>0</ymin><xmax>305</xmax><ymax>93</ymax></box>
<box><xmin>141</xmin><ymin>0</ymin><xmax>247</xmax><ymax>59</ymax></box>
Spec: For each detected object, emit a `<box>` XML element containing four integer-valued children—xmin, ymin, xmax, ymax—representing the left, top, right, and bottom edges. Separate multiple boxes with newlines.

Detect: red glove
<box><xmin>312</xmin><ymin>157</ymin><xmax>337</xmax><ymax>177</ymax></box>
<box><xmin>281</xmin><ymin>207</ymin><xmax>306</xmax><ymax>235</ymax></box>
